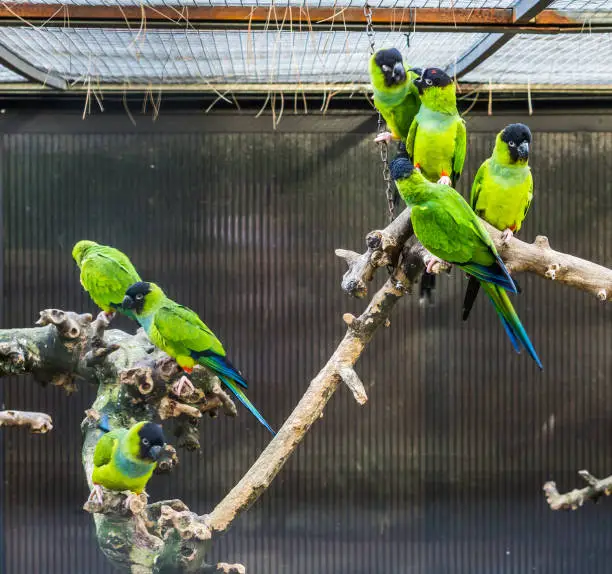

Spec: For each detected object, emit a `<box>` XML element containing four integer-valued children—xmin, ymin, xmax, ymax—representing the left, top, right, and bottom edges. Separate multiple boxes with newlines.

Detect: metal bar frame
<box><xmin>0</xmin><ymin>42</ymin><xmax>67</xmax><ymax>89</ymax></box>
<box><xmin>448</xmin><ymin>0</ymin><xmax>557</xmax><ymax>78</ymax></box>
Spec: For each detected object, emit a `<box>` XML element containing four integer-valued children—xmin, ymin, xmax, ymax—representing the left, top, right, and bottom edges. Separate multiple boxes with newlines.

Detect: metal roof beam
<box><xmin>0</xmin><ymin>41</ymin><xmax>67</xmax><ymax>90</ymax></box>
<box><xmin>447</xmin><ymin>0</ymin><xmax>556</xmax><ymax>79</ymax></box>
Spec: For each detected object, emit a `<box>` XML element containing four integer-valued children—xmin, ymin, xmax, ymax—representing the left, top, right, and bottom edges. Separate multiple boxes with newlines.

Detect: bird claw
<box><xmin>502</xmin><ymin>228</ymin><xmax>514</xmax><ymax>244</ymax></box>
<box><xmin>90</xmin><ymin>484</ymin><xmax>104</xmax><ymax>505</ymax></box>
<box><xmin>103</xmin><ymin>311</ymin><xmax>116</xmax><ymax>322</ymax></box>
<box><xmin>426</xmin><ymin>256</ymin><xmax>448</xmax><ymax>275</ymax></box>
<box><xmin>172</xmin><ymin>375</ymin><xmax>195</xmax><ymax>398</ymax></box>
<box><xmin>374</xmin><ymin>131</ymin><xmax>394</xmax><ymax>144</ymax></box>
<box><xmin>437</xmin><ymin>175</ymin><xmax>452</xmax><ymax>186</ymax></box>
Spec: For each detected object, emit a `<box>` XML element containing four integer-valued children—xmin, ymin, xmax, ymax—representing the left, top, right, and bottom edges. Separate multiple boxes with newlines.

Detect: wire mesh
<box><xmin>0</xmin><ymin>27</ymin><xmax>484</xmax><ymax>84</ymax></box>
<box><xmin>462</xmin><ymin>32</ymin><xmax>612</xmax><ymax>85</ymax></box>
<box><xmin>0</xmin><ymin>67</ymin><xmax>27</xmax><ymax>82</ymax></box>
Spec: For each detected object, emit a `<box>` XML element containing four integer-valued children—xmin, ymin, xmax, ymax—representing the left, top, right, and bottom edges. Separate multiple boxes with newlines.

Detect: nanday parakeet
<box><xmin>368</xmin><ymin>48</ymin><xmax>421</xmax><ymax>144</ymax></box>
<box><xmin>405</xmin><ymin>68</ymin><xmax>467</xmax><ymax>303</ymax></box>
<box><xmin>122</xmin><ymin>282</ymin><xmax>275</xmax><ymax>435</ymax></box>
<box><xmin>72</xmin><ymin>240</ymin><xmax>141</xmax><ymax>320</ymax></box>
<box><xmin>90</xmin><ymin>419</ymin><xmax>166</xmax><ymax>504</ymax></box>
<box><xmin>389</xmin><ymin>155</ymin><xmax>542</xmax><ymax>369</ymax></box>
<box><xmin>463</xmin><ymin>123</ymin><xmax>534</xmax><ymax>320</ymax></box>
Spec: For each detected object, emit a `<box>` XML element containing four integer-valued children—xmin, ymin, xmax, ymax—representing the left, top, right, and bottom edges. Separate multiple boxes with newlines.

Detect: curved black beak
<box><xmin>517</xmin><ymin>141</ymin><xmax>529</xmax><ymax>159</ymax></box>
<box><xmin>122</xmin><ymin>294</ymin><xmax>135</xmax><ymax>309</ymax></box>
<box><xmin>392</xmin><ymin>62</ymin><xmax>406</xmax><ymax>83</ymax></box>
<box><xmin>149</xmin><ymin>445</ymin><xmax>163</xmax><ymax>461</ymax></box>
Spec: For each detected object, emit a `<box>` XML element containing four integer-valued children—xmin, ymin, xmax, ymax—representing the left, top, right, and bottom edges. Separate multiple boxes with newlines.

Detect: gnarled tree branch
<box><xmin>0</xmin><ymin>410</ymin><xmax>53</xmax><ymax>433</ymax></box>
<box><xmin>543</xmin><ymin>470</ymin><xmax>612</xmax><ymax>510</ymax></box>
<box><xmin>336</xmin><ymin>207</ymin><xmax>612</xmax><ymax>302</ymax></box>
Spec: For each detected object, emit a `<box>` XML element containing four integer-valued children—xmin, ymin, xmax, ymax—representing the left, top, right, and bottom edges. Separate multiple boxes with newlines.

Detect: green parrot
<box><xmin>122</xmin><ymin>282</ymin><xmax>275</xmax><ymax>435</ymax></box>
<box><xmin>463</xmin><ymin>123</ymin><xmax>534</xmax><ymax>320</ymax></box>
<box><xmin>389</xmin><ymin>154</ymin><xmax>542</xmax><ymax>369</ymax></box>
<box><xmin>90</xmin><ymin>417</ymin><xmax>166</xmax><ymax>503</ymax></box>
<box><xmin>405</xmin><ymin>67</ymin><xmax>466</xmax><ymax>302</ymax></box>
<box><xmin>368</xmin><ymin>48</ymin><xmax>421</xmax><ymax>144</ymax></box>
<box><xmin>72</xmin><ymin>240</ymin><xmax>141</xmax><ymax>320</ymax></box>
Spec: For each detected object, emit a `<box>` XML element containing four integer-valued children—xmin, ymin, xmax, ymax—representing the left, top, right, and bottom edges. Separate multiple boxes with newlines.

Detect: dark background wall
<box><xmin>0</xmin><ymin>105</ymin><xmax>611</xmax><ymax>573</ymax></box>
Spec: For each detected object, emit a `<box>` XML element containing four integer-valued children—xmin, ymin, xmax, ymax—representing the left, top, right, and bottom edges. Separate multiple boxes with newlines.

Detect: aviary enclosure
<box><xmin>0</xmin><ymin>1</ymin><xmax>610</xmax><ymax>573</ymax></box>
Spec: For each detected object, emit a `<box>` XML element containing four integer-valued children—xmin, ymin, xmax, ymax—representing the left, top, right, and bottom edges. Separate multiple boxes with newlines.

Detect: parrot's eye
<box><xmin>142</xmin><ymin>438</ymin><xmax>150</xmax><ymax>446</ymax></box>
<box><xmin>509</xmin><ymin>141</ymin><xmax>516</xmax><ymax>147</ymax></box>
<box><xmin>135</xmin><ymin>294</ymin><xmax>144</xmax><ymax>300</ymax></box>
<box><xmin>381</xmin><ymin>65</ymin><xmax>391</xmax><ymax>72</ymax></box>
<box><xmin>425</xmin><ymin>78</ymin><xmax>433</xmax><ymax>86</ymax></box>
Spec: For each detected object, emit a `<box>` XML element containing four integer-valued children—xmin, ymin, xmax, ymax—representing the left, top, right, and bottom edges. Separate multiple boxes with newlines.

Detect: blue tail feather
<box><xmin>462</xmin><ymin>260</ymin><xmax>518</xmax><ymax>294</ymax></box>
<box><xmin>482</xmin><ymin>282</ymin><xmax>543</xmax><ymax>369</ymax></box>
<box><xmin>97</xmin><ymin>413</ymin><xmax>111</xmax><ymax>433</ymax></box>
<box><xmin>193</xmin><ymin>351</ymin><xmax>248</xmax><ymax>389</ymax></box>
<box><xmin>193</xmin><ymin>350</ymin><xmax>274</xmax><ymax>434</ymax></box>
<box><xmin>219</xmin><ymin>375</ymin><xmax>275</xmax><ymax>435</ymax></box>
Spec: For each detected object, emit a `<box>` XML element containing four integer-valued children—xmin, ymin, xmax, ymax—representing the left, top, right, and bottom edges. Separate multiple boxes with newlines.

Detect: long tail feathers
<box><xmin>196</xmin><ymin>352</ymin><xmax>274</xmax><ymax>434</ymax></box>
<box><xmin>219</xmin><ymin>375</ymin><xmax>276</xmax><ymax>435</ymax></box>
<box><xmin>199</xmin><ymin>354</ymin><xmax>247</xmax><ymax>388</ymax></box>
<box><xmin>481</xmin><ymin>281</ymin><xmax>543</xmax><ymax>369</ymax></box>
<box><xmin>462</xmin><ymin>276</ymin><xmax>481</xmax><ymax>321</ymax></box>
<box><xmin>97</xmin><ymin>413</ymin><xmax>111</xmax><ymax>433</ymax></box>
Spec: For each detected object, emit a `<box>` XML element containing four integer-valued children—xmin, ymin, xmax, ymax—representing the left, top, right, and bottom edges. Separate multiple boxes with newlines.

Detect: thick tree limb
<box><xmin>0</xmin><ymin>310</ymin><xmax>236</xmax><ymax>573</ymax></box>
<box><xmin>0</xmin><ymin>410</ymin><xmax>53</xmax><ymax>433</ymax></box>
<box><xmin>337</xmin><ymin>207</ymin><xmax>612</xmax><ymax>302</ymax></box>
<box><xmin>543</xmin><ymin>470</ymin><xmax>612</xmax><ymax>510</ymax></box>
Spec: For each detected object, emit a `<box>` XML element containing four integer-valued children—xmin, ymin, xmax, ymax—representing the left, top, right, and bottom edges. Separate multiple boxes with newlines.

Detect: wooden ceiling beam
<box><xmin>0</xmin><ymin>4</ymin><xmax>607</xmax><ymax>33</ymax></box>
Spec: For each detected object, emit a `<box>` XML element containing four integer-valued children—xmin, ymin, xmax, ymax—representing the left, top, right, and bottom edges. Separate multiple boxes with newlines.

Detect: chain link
<box><xmin>364</xmin><ymin>4</ymin><xmax>395</xmax><ymax>223</ymax></box>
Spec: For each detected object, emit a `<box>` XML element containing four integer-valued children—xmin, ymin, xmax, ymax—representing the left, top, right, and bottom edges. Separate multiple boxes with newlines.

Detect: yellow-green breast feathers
<box><xmin>92</xmin><ymin>421</ymin><xmax>166</xmax><ymax>494</ymax></box>
<box><xmin>470</xmin><ymin>124</ymin><xmax>533</xmax><ymax>233</ymax></box>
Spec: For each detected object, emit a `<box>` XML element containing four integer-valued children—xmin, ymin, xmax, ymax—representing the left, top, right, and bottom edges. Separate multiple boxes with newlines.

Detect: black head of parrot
<box><xmin>138</xmin><ymin>422</ymin><xmax>166</xmax><ymax>462</ymax></box>
<box><xmin>374</xmin><ymin>48</ymin><xmax>407</xmax><ymax>87</ymax></box>
<box><xmin>390</xmin><ymin>155</ymin><xmax>416</xmax><ymax>181</ymax></box>
<box><xmin>123</xmin><ymin>281</ymin><xmax>152</xmax><ymax>314</ymax></box>
<box><xmin>501</xmin><ymin>123</ymin><xmax>532</xmax><ymax>162</ymax></box>
<box><xmin>412</xmin><ymin>67</ymin><xmax>452</xmax><ymax>94</ymax></box>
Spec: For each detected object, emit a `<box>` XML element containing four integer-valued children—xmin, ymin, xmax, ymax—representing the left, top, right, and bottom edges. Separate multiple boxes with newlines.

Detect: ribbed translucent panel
<box><xmin>1</xmin><ymin>113</ymin><xmax>611</xmax><ymax>573</ymax></box>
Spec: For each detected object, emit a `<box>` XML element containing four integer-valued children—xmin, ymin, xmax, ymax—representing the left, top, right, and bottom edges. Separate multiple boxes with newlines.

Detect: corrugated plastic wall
<box><xmin>1</xmin><ymin>112</ymin><xmax>611</xmax><ymax>573</ymax></box>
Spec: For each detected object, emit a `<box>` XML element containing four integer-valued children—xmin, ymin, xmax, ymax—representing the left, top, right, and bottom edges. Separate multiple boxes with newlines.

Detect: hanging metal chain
<box><xmin>364</xmin><ymin>4</ymin><xmax>395</xmax><ymax>223</ymax></box>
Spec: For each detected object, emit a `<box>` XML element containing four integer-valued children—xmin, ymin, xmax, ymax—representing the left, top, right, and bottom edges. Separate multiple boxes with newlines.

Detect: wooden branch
<box><xmin>543</xmin><ymin>470</ymin><xmax>612</xmax><ymax>510</ymax></box>
<box><xmin>206</xmin><ymin>241</ymin><xmax>425</xmax><ymax>533</ymax></box>
<box><xmin>0</xmin><ymin>410</ymin><xmax>53</xmax><ymax>433</ymax></box>
<box><xmin>0</xmin><ymin>310</ymin><xmax>236</xmax><ymax>572</ymax></box>
<box><xmin>490</xmin><ymin>228</ymin><xmax>612</xmax><ymax>301</ymax></box>
<box><xmin>337</xmin><ymin>206</ymin><xmax>612</xmax><ymax>302</ymax></box>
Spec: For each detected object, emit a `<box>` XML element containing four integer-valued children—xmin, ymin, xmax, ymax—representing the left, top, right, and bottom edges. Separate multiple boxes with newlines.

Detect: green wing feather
<box><xmin>452</xmin><ymin>119</ymin><xmax>467</xmax><ymax>186</ymax></box>
<box><xmin>469</xmin><ymin>161</ymin><xmax>487</xmax><ymax>210</ymax></box>
<box><xmin>93</xmin><ymin>431</ymin><xmax>119</xmax><ymax>469</ymax></box>
<box><xmin>406</xmin><ymin>116</ymin><xmax>418</xmax><ymax>158</ymax></box>
<box><xmin>410</xmin><ymin>186</ymin><xmax>498</xmax><ymax>266</ymax></box>
<box><xmin>153</xmin><ymin>301</ymin><xmax>225</xmax><ymax>357</ymax></box>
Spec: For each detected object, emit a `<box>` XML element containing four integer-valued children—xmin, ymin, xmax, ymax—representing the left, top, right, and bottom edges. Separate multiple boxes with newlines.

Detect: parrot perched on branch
<box><xmin>389</xmin><ymin>154</ymin><xmax>542</xmax><ymax>369</ymax></box>
<box><xmin>368</xmin><ymin>48</ymin><xmax>421</xmax><ymax>144</ymax></box>
<box><xmin>122</xmin><ymin>281</ymin><xmax>275</xmax><ymax>435</ymax></box>
<box><xmin>90</xmin><ymin>418</ymin><xmax>166</xmax><ymax>504</ymax></box>
<box><xmin>404</xmin><ymin>67</ymin><xmax>467</xmax><ymax>303</ymax></box>
<box><xmin>72</xmin><ymin>240</ymin><xmax>141</xmax><ymax>320</ymax></box>
<box><xmin>463</xmin><ymin>123</ymin><xmax>534</xmax><ymax>320</ymax></box>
